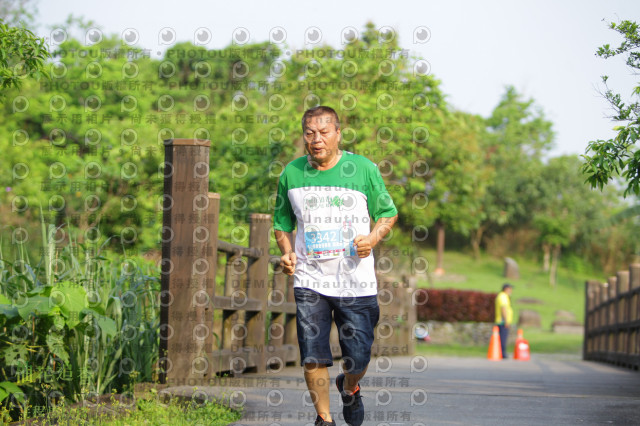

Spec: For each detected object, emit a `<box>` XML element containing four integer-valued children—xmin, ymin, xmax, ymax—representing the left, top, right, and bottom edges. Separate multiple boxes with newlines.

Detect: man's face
<box><xmin>303</xmin><ymin>113</ymin><xmax>341</xmax><ymax>165</ymax></box>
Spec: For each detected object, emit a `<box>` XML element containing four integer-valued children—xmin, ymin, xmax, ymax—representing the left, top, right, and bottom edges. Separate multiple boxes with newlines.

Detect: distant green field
<box><xmin>412</xmin><ymin>249</ymin><xmax>597</xmax><ymax>356</ymax></box>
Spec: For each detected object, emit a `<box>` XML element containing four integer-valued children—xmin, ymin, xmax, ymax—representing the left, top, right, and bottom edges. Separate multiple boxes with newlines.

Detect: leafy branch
<box><xmin>583</xmin><ymin>19</ymin><xmax>640</xmax><ymax>197</ymax></box>
<box><xmin>0</xmin><ymin>18</ymin><xmax>51</xmax><ymax>91</ymax></box>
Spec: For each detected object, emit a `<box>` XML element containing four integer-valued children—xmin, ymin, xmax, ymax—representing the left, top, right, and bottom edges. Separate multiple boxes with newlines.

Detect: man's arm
<box><xmin>353</xmin><ymin>214</ymin><xmax>398</xmax><ymax>258</ymax></box>
<box><xmin>274</xmin><ymin>229</ymin><xmax>296</xmax><ymax>275</ymax></box>
<box><xmin>501</xmin><ymin>305</ymin><xmax>510</xmax><ymax>327</ymax></box>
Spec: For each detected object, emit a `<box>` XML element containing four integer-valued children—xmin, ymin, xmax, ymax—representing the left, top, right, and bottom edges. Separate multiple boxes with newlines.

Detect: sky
<box><xmin>32</xmin><ymin>0</ymin><xmax>640</xmax><ymax>158</ymax></box>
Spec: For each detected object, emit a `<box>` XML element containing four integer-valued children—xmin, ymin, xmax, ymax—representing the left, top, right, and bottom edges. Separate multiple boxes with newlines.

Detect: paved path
<box><xmin>166</xmin><ymin>354</ymin><xmax>640</xmax><ymax>425</ymax></box>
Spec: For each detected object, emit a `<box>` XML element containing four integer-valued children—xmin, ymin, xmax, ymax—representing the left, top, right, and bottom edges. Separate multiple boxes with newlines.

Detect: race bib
<box><xmin>304</xmin><ymin>225</ymin><xmax>356</xmax><ymax>259</ymax></box>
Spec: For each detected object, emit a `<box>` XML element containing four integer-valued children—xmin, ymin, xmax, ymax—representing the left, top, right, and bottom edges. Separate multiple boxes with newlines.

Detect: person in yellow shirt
<box><xmin>495</xmin><ymin>283</ymin><xmax>514</xmax><ymax>359</ymax></box>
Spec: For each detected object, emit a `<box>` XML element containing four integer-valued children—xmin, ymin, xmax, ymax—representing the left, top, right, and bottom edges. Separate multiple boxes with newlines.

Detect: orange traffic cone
<box><xmin>487</xmin><ymin>325</ymin><xmax>502</xmax><ymax>361</ymax></box>
<box><xmin>514</xmin><ymin>329</ymin><xmax>530</xmax><ymax>361</ymax></box>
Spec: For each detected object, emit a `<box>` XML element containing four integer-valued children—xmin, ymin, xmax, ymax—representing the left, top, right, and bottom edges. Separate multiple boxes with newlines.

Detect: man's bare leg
<box><xmin>343</xmin><ymin>365</ymin><xmax>367</xmax><ymax>394</ymax></box>
<box><xmin>304</xmin><ymin>363</ymin><xmax>332</xmax><ymax>422</ymax></box>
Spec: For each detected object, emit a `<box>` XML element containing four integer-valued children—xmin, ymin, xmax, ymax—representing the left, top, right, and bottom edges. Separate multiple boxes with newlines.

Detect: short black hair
<box><xmin>301</xmin><ymin>105</ymin><xmax>340</xmax><ymax>132</ymax></box>
<box><xmin>502</xmin><ymin>283</ymin><xmax>513</xmax><ymax>291</ymax></box>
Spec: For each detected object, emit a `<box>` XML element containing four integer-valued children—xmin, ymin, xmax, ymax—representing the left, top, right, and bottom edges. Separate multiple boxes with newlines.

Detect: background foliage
<box><xmin>1</xmin><ymin>15</ymin><xmax>640</xmax><ymax>422</ymax></box>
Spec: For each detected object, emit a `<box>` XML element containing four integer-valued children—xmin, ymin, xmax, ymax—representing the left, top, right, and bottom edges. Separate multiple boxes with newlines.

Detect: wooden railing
<box><xmin>583</xmin><ymin>263</ymin><xmax>640</xmax><ymax>370</ymax></box>
<box><xmin>158</xmin><ymin>139</ymin><xmax>415</xmax><ymax>386</ymax></box>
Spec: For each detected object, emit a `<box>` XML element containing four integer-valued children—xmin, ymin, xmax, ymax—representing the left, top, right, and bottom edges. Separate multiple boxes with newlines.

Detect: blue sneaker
<box><xmin>335</xmin><ymin>373</ymin><xmax>364</xmax><ymax>426</ymax></box>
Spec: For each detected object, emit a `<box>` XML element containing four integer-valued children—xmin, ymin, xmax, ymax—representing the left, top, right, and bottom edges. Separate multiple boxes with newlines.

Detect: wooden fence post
<box><xmin>222</xmin><ymin>251</ymin><xmax>245</xmax><ymax>352</ymax></box>
<box><xmin>245</xmin><ymin>213</ymin><xmax>271</xmax><ymax>373</ymax></box>
<box><xmin>203</xmin><ymin>192</ymin><xmax>220</xmax><ymax>376</ymax></box>
<box><xmin>607</xmin><ymin>276</ymin><xmax>617</xmax><ymax>353</ymax></box>
<box><xmin>268</xmin><ymin>266</ymin><xmax>288</xmax><ymax>365</ymax></box>
<box><xmin>631</xmin><ymin>264</ymin><xmax>640</xmax><ymax>321</ymax></box>
<box><xmin>617</xmin><ymin>270</ymin><xmax>630</xmax><ymax>356</ymax></box>
<box><xmin>584</xmin><ymin>279</ymin><xmax>600</xmax><ymax>360</ymax></box>
<box><xmin>631</xmin><ymin>264</ymin><xmax>640</xmax><ymax>361</ymax></box>
<box><xmin>159</xmin><ymin>138</ymin><xmax>211</xmax><ymax>386</ymax></box>
<box><xmin>284</xmin><ymin>270</ymin><xmax>298</xmax><ymax>357</ymax></box>
<box><xmin>584</xmin><ymin>264</ymin><xmax>640</xmax><ymax>369</ymax></box>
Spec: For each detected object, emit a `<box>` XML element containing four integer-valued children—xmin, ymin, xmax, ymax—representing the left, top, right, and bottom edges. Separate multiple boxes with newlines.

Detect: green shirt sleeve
<box><xmin>273</xmin><ymin>171</ymin><xmax>296</xmax><ymax>232</ymax></box>
<box><xmin>366</xmin><ymin>161</ymin><xmax>398</xmax><ymax>222</ymax></box>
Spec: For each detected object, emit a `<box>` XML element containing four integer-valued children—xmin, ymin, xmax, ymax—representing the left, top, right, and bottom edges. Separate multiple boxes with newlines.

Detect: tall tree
<box><xmin>534</xmin><ymin>156</ymin><xmax>596</xmax><ymax>286</ymax></box>
<box><xmin>425</xmin><ymin>111</ymin><xmax>492</xmax><ymax>272</ymax></box>
<box><xmin>473</xmin><ymin>86</ymin><xmax>554</xmax><ymax>255</ymax></box>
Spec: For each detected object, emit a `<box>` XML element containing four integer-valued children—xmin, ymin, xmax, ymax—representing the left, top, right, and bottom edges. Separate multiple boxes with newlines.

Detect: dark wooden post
<box><xmin>593</xmin><ymin>283</ymin><xmax>602</xmax><ymax>352</ymax></box>
<box><xmin>607</xmin><ymin>276</ymin><xmax>616</xmax><ymax>327</ymax></box>
<box><xmin>631</xmin><ymin>264</ymin><xmax>640</xmax><ymax>322</ymax></box>
<box><xmin>631</xmin><ymin>264</ymin><xmax>640</xmax><ymax>365</ymax></box>
<box><xmin>203</xmin><ymin>193</ymin><xmax>220</xmax><ymax>368</ymax></box>
<box><xmin>284</xmin><ymin>266</ymin><xmax>298</xmax><ymax>361</ymax></box>
<box><xmin>584</xmin><ymin>280</ymin><xmax>600</xmax><ymax>360</ymax></box>
<box><xmin>222</xmin><ymin>251</ymin><xmax>245</xmax><ymax>351</ymax></box>
<box><xmin>607</xmin><ymin>277</ymin><xmax>616</xmax><ymax>353</ymax></box>
<box><xmin>245</xmin><ymin>213</ymin><xmax>271</xmax><ymax>373</ymax></box>
<box><xmin>283</xmin><ymin>232</ymin><xmax>298</xmax><ymax>362</ymax></box>
<box><xmin>617</xmin><ymin>270</ymin><xmax>630</xmax><ymax>356</ymax></box>
<box><xmin>269</xmin><ymin>267</ymin><xmax>288</xmax><ymax>362</ymax></box>
<box><xmin>159</xmin><ymin>138</ymin><xmax>211</xmax><ymax>386</ymax></box>
<box><xmin>617</xmin><ymin>271</ymin><xmax>629</xmax><ymax>322</ymax></box>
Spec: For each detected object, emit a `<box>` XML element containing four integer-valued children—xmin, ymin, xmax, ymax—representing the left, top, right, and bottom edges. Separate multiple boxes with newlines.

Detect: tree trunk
<box><xmin>549</xmin><ymin>244</ymin><xmax>560</xmax><ymax>288</ymax></box>
<box><xmin>471</xmin><ymin>226</ymin><xmax>484</xmax><ymax>260</ymax></box>
<box><xmin>542</xmin><ymin>243</ymin><xmax>551</xmax><ymax>272</ymax></box>
<box><xmin>434</xmin><ymin>221</ymin><xmax>445</xmax><ymax>276</ymax></box>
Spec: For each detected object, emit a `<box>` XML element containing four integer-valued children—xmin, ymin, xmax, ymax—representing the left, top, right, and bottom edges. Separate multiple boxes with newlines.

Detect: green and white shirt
<box><xmin>273</xmin><ymin>151</ymin><xmax>398</xmax><ymax>297</ymax></box>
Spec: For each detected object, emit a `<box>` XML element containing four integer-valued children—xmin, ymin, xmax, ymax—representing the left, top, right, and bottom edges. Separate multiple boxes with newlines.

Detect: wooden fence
<box><xmin>158</xmin><ymin>139</ymin><xmax>415</xmax><ymax>386</ymax></box>
<box><xmin>583</xmin><ymin>263</ymin><xmax>640</xmax><ymax>370</ymax></box>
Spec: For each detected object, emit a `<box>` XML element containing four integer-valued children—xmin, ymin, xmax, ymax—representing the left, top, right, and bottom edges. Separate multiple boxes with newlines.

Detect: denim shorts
<box><xmin>294</xmin><ymin>288</ymin><xmax>380</xmax><ymax>374</ymax></box>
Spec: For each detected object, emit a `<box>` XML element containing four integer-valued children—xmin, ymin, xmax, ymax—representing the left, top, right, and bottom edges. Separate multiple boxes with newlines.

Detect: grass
<box><xmin>12</xmin><ymin>392</ymin><xmax>242</xmax><ymax>425</ymax></box>
<box><xmin>415</xmin><ymin>327</ymin><xmax>584</xmax><ymax>358</ymax></box>
<box><xmin>413</xmin><ymin>249</ymin><xmax>595</xmax><ymax>357</ymax></box>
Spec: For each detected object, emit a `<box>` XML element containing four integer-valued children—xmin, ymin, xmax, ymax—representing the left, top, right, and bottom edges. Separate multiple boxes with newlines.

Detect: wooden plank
<box><xmin>206</xmin><ymin>344</ymin><xmax>299</xmax><ymax>375</ymax></box>
<box><xmin>267</xmin><ymin>301</ymin><xmax>297</xmax><ymax>314</ymax></box>
<box><xmin>214</xmin><ymin>295</ymin><xmax>263</xmax><ymax>312</ymax></box>
<box><xmin>218</xmin><ymin>240</ymin><xmax>262</xmax><ymax>258</ymax></box>
<box><xmin>263</xmin><ymin>344</ymin><xmax>299</xmax><ymax>369</ymax></box>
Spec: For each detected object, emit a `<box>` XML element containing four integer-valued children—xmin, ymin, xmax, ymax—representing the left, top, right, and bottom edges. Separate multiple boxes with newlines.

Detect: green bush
<box><xmin>0</xmin><ymin>213</ymin><xmax>160</xmax><ymax>422</ymax></box>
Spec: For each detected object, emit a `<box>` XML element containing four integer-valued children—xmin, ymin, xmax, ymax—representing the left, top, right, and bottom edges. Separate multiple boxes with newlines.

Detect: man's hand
<box><xmin>280</xmin><ymin>251</ymin><xmax>297</xmax><ymax>275</ymax></box>
<box><xmin>353</xmin><ymin>235</ymin><xmax>373</xmax><ymax>258</ymax></box>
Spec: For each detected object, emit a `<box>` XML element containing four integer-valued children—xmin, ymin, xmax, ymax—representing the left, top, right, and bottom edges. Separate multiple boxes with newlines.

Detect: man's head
<box><xmin>301</xmin><ymin>105</ymin><xmax>340</xmax><ymax>132</ymax></box>
<box><xmin>301</xmin><ymin>106</ymin><xmax>341</xmax><ymax>168</ymax></box>
<box><xmin>502</xmin><ymin>283</ymin><xmax>513</xmax><ymax>295</ymax></box>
